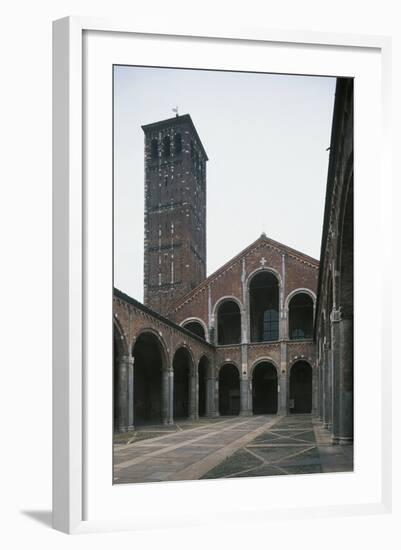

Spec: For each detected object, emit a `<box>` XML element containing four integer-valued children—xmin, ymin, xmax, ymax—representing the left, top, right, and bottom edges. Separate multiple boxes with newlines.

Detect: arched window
<box><xmin>217</xmin><ymin>300</ymin><xmax>241</xmax><ymax>345</ymax></box>
<box><xmin>174</xmin><ymin>133</ymin><xmax>182</xmax><ymax>155</ymax></box>
<box><xmin>182</xmin><ymin>320</ymin><xmax>206</xmax><ymax>340</ymax></box>
<box><xmin>262</xmin><ymin>309</ymin><xmax>278</xmax><ymax>341</ymax></box>
<box><xmin>288</xmin><ymin>293</ymin><xmax>314</xmax><ymax>340</ymax></box>
<box><xmin>162</xmin><ymin>135</ymin><xmax>171</xmax><ymax>158</ymax></box>
<box><xmin>150</xmin><ymin>138</ymin><xmax>158</xmax><ymax>159</ymax></box>
<box><xmin>249</xmin><ymin>272</ymin><xmax>279</xmax><ymax>342</ymax></box>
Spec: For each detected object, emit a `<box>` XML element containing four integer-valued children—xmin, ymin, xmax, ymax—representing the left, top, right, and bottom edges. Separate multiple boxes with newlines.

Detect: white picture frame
<box><xmin>52</xmin><ymin>16</ymin><xmax>392</xmax><ymax>534</ymax></box>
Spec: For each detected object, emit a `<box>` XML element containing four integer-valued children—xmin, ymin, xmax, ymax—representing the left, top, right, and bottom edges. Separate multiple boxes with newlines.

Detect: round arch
<box><xmin>180</xmin><ymin>317</ymin><xmax>208</xmax><ymax>341</ymax></box>
<box><xmin>113</xmin><ymin>315</ymin><xmax>128</xmax><ymax>357</ymax></box>
<box><xmin>247</xmin><ymin>269</ymin><xmax>281</xmax><ymax>343</ymax></box>
<box><xmin>131</xmin><ymin>327</ymin><xmax>169</xmax><ymax>367</ymax></box>
<box><xmin>284</xmin><ymin>288</ymin><xmax>316</xmax><ymax>310</ymax></box>
<box><xmin>246</xmin><ymin>266</ymin><xmax>283</xmax><ymax>290</ymax></box>
<box><xmin>287</xmin><ymin>291</ymin><xmax>315</xmax><ymax>340</ymax></box>
<box><xmin>249</xmin><ymin>356</ymin><xmax>279</xmax><ymax>378</ymax></box>
<box><xmin>172</xmin><ymin>342</ymin><xmax>195</xmax><ymax>372</ymax></box>
<box><xmin>132</xmin><ymin>330</ymin><xmax>167</xmax><ymax>424</ymax></box>
<box><xmin>212</xmin><ymin>295</ymin><xmax>243</xmax><ymax>317</ymax></box>
<box><xmin>217</xmin><ymin>360</ymin><xmax>241</xmax><ymax>376</ymax></box>
<box><xmin>213</xmin><ymin>297</ymin><xmax>242</xmax><ymax>345</ymax></box>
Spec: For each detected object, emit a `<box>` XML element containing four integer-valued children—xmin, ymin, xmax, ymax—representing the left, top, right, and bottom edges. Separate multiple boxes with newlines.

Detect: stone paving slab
<box><xmin>113</xmin><ymin>414</ymin><xmax>353</xmax><ymax>484</ymax></box>
<box><xmin>114</xmin><ymin>415</ymin><xmax>280</xmax><ymax>483</ymax></box>
<box><xmin>202</xmin><ymin>415</ymin><xmax>353</xmax><ymax>480</ymax></box>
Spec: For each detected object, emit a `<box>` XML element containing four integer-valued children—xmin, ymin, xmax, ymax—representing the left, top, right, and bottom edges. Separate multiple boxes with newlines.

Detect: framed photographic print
<box><xmin>52</xmin><ymin>17</ymin><xmax>392</xmax><ymax>534</ymax></box>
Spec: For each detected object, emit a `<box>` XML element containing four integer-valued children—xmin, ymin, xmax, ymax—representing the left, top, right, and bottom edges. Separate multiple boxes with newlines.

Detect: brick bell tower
<box><xmin>142</xmin><ymin>113</ymin><xmax>208</xmax><ymax>316</ymax></box>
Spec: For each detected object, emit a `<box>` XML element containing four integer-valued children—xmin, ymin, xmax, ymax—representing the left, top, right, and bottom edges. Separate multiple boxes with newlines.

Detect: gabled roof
<box><xmin>141</xmin><ymin>113</ymin><xmax>209</xmax><ymax>160</ymax></box>
<box><xmin>170</xmin><ymin>233</ymin><xmax>319</xmax><ymax>312</ymax></box>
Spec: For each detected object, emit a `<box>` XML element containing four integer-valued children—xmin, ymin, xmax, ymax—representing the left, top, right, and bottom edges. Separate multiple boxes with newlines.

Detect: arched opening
<box><xmin>219</xmin><ymin>364</ymin><xmax>240</xmax><ymax>415</ymax></box>
<box><xmin>162</xmin><ymin>135</ymin><xmax>171</xmax><ymax>158</ymax></box>
<box><xmin>289</xmin><ymin>293</ymin><xmax>314</xmax><ymax>339</ymax></box>
<box><xmin>198</xmin><ymin>356</ymin><xmax>209</xmax><ymax>417</ymax></box>
<box><xmin>150</xmin><ymin>138</ymin><xmax>158</xmax><ymax>159</ymax></box>
<box><xmin>173</xmin><ymin>347</ymin><xmax>192</xmax><ymax>419</ymax></box>
<box><xmin>249</xmin><ymin>272</ymin><xmax>279</xmax><ymax>342</ymax></box>
<box><xmin>132</xmin><ymin>332</ymin><xmax>164</xmax><ymax>425</ymax></box>
<box><xmin>174</xmin><ymin>133</ymin><xmax>182</xmax><ymax>155</ymax></box>
<box><xmin>113</xmin><ymin>323</ymin><xmax>124</xmax><ymax>430</ymax></box>
<box><xmin>289</xmin><ymin>361</ymin><xmax>312</xmax><ymax>414</ymax></box>
<box><xmin>182</xmin><ymin>320</ymin><xmax>206</xmax><ymax>340</ymax></box>
<box><xmin>217</xmin><ymin>300</ymin><xmax>241</xmax><ymax>345</ymax></box>
<box><xmin>252</xmin><ymin>362</ymin><xmax>278</xmax><ymax>414</ymax></box>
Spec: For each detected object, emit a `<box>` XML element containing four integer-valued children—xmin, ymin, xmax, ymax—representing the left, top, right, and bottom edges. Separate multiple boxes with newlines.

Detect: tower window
<box><xmin>174</xmin><ymin>133</ymin><xmax>182</xmax><ymax>155</ymax></box>
<box><xmin>150</xmin><ymin>138</ymin><xmax>158</xmax><ymax>159</ymax></box>
<box><xmin>162</xmin><ymin>136</ymin><xmax>171</xmax><ymax>158</ymax></box>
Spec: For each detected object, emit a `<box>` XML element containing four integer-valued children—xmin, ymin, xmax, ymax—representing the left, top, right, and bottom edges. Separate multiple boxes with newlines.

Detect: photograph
<box><xmin>112</xmin><ymin>65</ymin><xmax>354</xmax><ymax>484</ymax></box>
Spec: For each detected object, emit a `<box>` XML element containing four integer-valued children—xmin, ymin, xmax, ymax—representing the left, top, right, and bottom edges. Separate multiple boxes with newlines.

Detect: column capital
<box><xmin>121</xmin><ymin>355</ymin><xmax>134</xmax><ymax>367</ymax></box>
<box><xmin>330</xmin><ymin>307</ymin><xmax>342</xmax><ymax>323</ymax></box>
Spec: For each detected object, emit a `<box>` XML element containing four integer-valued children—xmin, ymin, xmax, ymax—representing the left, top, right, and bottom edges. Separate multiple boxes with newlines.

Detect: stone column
<box><xmin>279</xmin><ymin>253</ymin><xmax>286</xmax><ymax>341</ymax></box>
<box><xmin>323</xmin><ymin>342</ymin><xmax>331</xmax><ymax>430</ymax></box>
<box><xmin>240</xmin><ymin>377</ymin><xmax>251</xmax><ymax>416</ymax></box>
<box><xmin>215</xmin><ymin>372</ymin><xmax>220</xmax><ymax>416</ymax></box>
<box><xmin>279</xmin><ymin>342</ymin><xmax>287</xmax><ymax>415</ymax></box>
<box><xmin>338</xmin><ymin>313</ymin><xmax>353</xmax><ymax>444</ymax></box>
<box><xmin>189</xmin><ymin>366</ymin><xmax>197</xmax><ymax>420</ymax></box>
<box><xmin>331</xmin><ymin>307</ymin><xmax>342</xmax><ymax>443</ymax></box>
<box><xmin>206</xmin><ymin>369</ymin><xmax>217</xmax><ymax>417</ymax></box>
<box><xmin>239</xmin><ymin>344</ymin><xmax>251</xmax><ymax>415</ymax></box>
<box><xmin>168</xmin><ymin>368</ymin><xmax>174</xmax><ymax>424</ymax></box>
<box><xmin>126</xmin><ymin>356</ymin><xmax>134</xmax><ymax>431</ymax></box>
<box><xmin>161</xmin><ymin>369</ymin><xmax>169</xmax><ymax>425</ymax></box>
<box><xmin>241</xmin><ymin>258</ymin><xmax>248</xmax><ymax>345</ymax></box>
<box><xmin>311</xmin><ymin>361</ymin><xmax>318</xmax><ymax>416</ymax></box>
<box><xmin>320</xmin><ymin>357</ymin><xmax>326</xmax><ymax>423</ymax></box>
<box><xmin>317</xmin><ymin>360</ymin><xmax>324</xmax><ymax>420</ymax></box>
<box><xmin>116</xmin><ymin>355</ymin><xmax>128</xmax><ymax>432</ymax></box>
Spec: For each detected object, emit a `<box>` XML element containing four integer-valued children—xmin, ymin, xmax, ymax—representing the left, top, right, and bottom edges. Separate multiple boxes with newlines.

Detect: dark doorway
<box><xmin>133</xmin><ymin>332</ymin><xmax>163</xmax><ymax>424</ymax></box>
<box><xmin>289</xmin><ymin>293</ymin><xmax>314</xmax><ymax>339</ymax></box>
<box><xmin>198</xmin><ymin>356</ymin><xmax>209</xmax><ymax>417</ymax></box>
<box><xmin>173</xmin><ymin>347</ymin><xmax>192</xmax><ymax>419</ymax></box>
<box><xmin>219</xmin><ymin>364</ymin><xmax>240</xmax><ymax>415</ymax></box>
<box><xmin>217</xmin><ymin>300</ymin><xmax>241</xmax><ymax>345</ymax></box>
<box><xmin>252</xmin><ymin>362</ymin><xmax>278</xmax><ymax>414</ymax></box>
<box><xmin>249</xmin><ymin>272</ymin><xmax>279</xmax><ymax>342</ymax></box>
<box><xmin>290</xmin><ymin>361</ymin><xmax>312</xmax><ymax>413</ymax></box>
<box><xmin>183</xmin><ymin>320</ymin><xmax>206</xmax><ymax>340</ymax></box>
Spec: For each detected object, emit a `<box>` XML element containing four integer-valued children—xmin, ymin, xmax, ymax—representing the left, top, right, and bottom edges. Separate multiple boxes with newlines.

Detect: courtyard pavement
<box><xmin>113</xmin><ymin>415</ymin><xmax>353</xmax><ymax>484</ymax></box>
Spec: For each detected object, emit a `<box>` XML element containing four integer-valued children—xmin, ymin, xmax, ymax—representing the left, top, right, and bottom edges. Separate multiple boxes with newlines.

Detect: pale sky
<box><xmin>114</xmin><ymin>66</ymin><xmax>336</xmax><ymax>301</ymax></box>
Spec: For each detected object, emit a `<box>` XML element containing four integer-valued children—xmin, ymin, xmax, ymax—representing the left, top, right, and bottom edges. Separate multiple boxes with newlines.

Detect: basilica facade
<box><xmin>113</xmin><ymin>78</ymin><xmax>353</xmax><ymax>448</ymax></box>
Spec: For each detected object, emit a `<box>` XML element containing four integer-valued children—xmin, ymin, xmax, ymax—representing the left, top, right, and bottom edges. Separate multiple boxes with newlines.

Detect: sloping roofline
<box><xmin>141</xmin><ymin>113</ymin><xmax>209</xmax><ymax>160</ymax></box>
<box><xmin>114</xmin><ymin>288</ymin><xmax>214</xmax><ymax>347</ymax></box>
<box><xmin>170</xmin><ymin>233</ymin><xmax>319</xmax><ymax>312</ymax></box>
